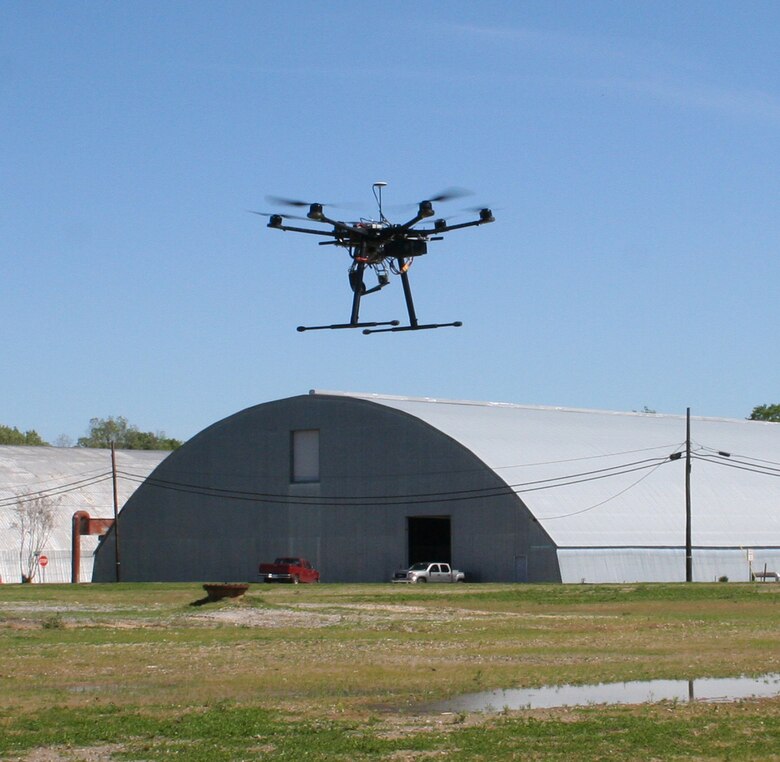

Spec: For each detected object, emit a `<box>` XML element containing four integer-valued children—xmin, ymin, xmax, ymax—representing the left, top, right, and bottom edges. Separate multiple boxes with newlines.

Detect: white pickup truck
<box><xmin>392</xmin><ymin>562</ymin><xmax>466</xmax><ymax>583</ymax></box>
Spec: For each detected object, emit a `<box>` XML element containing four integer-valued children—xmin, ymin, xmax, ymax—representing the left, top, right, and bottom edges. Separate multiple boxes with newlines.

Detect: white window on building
<box><xmin>291</xmin><ymin>429</ymin><xmax>320</xmax><ymax>483</ymax></box>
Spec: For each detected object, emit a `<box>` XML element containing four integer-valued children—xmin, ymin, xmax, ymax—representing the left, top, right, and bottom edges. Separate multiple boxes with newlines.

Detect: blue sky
<box><xmin>2</xmin><ymin>1</ymin><xmax>779</xmax><ymax>444</ymax></box>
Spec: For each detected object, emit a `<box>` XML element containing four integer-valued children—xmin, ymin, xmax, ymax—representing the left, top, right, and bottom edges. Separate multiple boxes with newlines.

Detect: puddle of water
<box><xmin>425</xmin><ymin>673</ymin><xmax>780</xmax><ymax>713</ymax></box>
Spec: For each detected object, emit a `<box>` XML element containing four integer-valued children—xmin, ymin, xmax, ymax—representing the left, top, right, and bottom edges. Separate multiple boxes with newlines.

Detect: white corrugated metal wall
<box><xmin>0</xmin><ymin>446</ymin><xmax>169</xmax><ymax>583</ymax></box>
<box><xmin>557</xmin><ymin>548</ymin><xmax>780</xmax><ymax>583</ymax></box>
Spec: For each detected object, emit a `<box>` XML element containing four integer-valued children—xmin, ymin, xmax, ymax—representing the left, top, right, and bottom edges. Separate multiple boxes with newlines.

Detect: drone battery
<box><xmin>385</xmin><ymin>239</ymin><xmax>427</xmax><ymax>259</ymax></box>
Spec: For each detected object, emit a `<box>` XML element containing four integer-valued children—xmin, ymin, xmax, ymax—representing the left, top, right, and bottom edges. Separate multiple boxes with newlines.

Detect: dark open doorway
<box><xmin>407</xmin><ymin>516</ymin><xmax>451</xmax><ymax>565</ymax></box>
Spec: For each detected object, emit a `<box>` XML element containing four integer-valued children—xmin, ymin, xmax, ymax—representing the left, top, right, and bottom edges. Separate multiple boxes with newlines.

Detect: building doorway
<box><xmin>514</xmin><ymin>555</ymin><xmax>528</xmax><ymax>583</ymax></box>
<box><xmin>407</xmin><ymin>516</ymin><xmax>451</xmax><ymax>565</ymax></box>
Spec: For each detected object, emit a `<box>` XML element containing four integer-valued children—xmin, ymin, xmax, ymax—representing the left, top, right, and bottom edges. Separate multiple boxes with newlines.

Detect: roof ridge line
<box><xmin>308</xmin><ymin>389</ymin><xmax>750</xmax><ymax>422</ymax></box>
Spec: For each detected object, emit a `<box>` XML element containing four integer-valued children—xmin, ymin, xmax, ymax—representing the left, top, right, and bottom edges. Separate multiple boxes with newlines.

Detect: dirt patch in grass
<box><xmin>13</xmin><ymin>744</ymin><xmax>126</xmax><ymax>761</ymax></box>
<box><xmin>190</xmin><ymin>601</ymin><xmax>608</xmax><ymax>631</ymax></box>
<box><xmin>193</xmin><ymin>605</ymin><xmax>344</xmax><ymax>628</ymax></box>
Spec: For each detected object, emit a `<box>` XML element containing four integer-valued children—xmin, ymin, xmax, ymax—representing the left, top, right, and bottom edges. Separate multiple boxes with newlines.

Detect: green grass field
<box><xmin>1</xmin><ymin>582</ymin><xmax>778</xmax><ymax>760</ymax></box>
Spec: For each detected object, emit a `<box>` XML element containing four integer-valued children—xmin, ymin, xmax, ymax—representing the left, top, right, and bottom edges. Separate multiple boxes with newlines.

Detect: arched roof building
<box><xmin>93</xmin><ymin>392</ymin><xmax>780</xmax><ymax>583</ymax></box>
<box><xmin>0</xmin><ymin>446</ymin><xmax>170</xmax><ymax>583</ymax></box>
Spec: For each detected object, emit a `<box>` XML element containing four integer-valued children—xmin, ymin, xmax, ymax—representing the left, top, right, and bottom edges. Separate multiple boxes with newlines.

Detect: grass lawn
<box><xmin>0</xmin><ymin>582</ymin><xmax>777</xmax><ymax>760</ymax></box>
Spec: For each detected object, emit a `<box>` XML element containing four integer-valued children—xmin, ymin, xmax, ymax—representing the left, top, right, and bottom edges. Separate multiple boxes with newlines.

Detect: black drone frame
<box><xmin>266</xmin><ymin>198</ymin><xmax>494</xmax><ymax>335</ymax></box>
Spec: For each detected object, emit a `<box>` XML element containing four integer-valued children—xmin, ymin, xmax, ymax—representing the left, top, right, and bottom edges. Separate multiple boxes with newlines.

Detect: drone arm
<box><xmin>417</xmin><ymin>209</ymin><xmax>495</xmax><ymax>235</ymax></box>
<box><xmin>304</xmin><ymin>204</ymin><xmax>368</xmax><ymax>239</ymax></box>
<box><xmin>319</xmin><ymin>215</ymin><xmax>368</xmax><ymax>238</ymax></box>
<box><xmin>393</xmin><ymin>214</ymin><xmax>426</xmax><ymax>235</ymax></box>
<box><xmin>266</xmin><ymin>207</ymin><xmax>365</xmax><ymax>239</ymax></box>
<box><xmin>386</xmin><ymin>199</ymin><xmax>438</xmax><ymax>237</ymax></box>
<box><xmin>267</xmin><ymin>220</ymin><xmax>340</xmax><ymax>238</ymax></box>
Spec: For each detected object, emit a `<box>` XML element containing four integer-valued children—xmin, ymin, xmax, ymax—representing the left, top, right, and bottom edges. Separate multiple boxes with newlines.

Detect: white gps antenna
<box><xmin>373</xmin><ymin>181</ymin><xmax>388</xmax><ymax>222</ymax></box>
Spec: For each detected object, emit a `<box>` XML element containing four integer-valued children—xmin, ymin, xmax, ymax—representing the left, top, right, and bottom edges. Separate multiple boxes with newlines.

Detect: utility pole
<box><xmin>669</xmin><ymin>408</ymin><xmax>729</xmax><ymax>582</ymax></box>
<box><xmin>685</xmin><ymin>407</ymin><xmax>692</xmax><ymax>583</ymax></box>
<box><xmin>111</xmin><ymin>443</ymin><xmax>121</xmax><ymax>582</ymax></box>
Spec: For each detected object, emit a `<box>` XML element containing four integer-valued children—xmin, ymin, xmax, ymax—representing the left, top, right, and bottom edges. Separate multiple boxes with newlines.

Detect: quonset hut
<box><xmin>93</xmin><ymin>391</ymin><xmax>780</xmax><ymax>584</ymax></box>
<box><xmin>0</xmin><ymin>446</ymin><xmax>170</xmax><ymax>583</ymax></box>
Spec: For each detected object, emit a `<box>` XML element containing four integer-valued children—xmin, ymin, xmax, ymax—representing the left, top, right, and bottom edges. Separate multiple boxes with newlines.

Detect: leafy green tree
<box><xmin>77</xmin><ymin>416</ymin><xmax>130</xmax><ymax>447</ymax></box>
<box><xmin>748</xmin><ymin>404</ymin><xmax>780</xmax><ymax>422</ymax></box>
<box><xmin>124</xmin><ymin>429</ymin><xmax>182</xmax><ymax>450</ymax></box>
<box><xmin>77</xmin><ymin>416</ymin><xmax>181</xmax><ymax>450</ymax></box>
<box><xmin>0</xmin><ymin>425</ymin><xmax>48</xmax><ymax>446</ymax></box>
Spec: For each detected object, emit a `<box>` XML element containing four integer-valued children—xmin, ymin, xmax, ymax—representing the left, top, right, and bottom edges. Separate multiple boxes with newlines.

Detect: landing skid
<box><xmin>363</xmin><ymin>321</ymin><xmax>462</xmax><ymax>335</ymax></box>
<box><xmin>297</xmin><ymin>320</ymin><xmax>400</xmax><ymax>332</ymax></box>
<box><xmin>297</xmin><ymin>256</ymin><xmax>461</xmax><ymax>336</ymax></box>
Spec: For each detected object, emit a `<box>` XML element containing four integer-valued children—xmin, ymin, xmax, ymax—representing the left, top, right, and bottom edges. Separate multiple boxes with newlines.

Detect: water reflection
<box><xmin>425</xmin><ymin>673</ymin><xmax>780</xmax><ymax>713</ymax></box>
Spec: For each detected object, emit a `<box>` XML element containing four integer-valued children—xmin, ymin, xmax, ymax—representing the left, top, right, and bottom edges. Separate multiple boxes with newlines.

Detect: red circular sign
<box><xmin>38</xmin><ymin>555</ymin><xmax>48</xmax><ymax>567</ymax></box>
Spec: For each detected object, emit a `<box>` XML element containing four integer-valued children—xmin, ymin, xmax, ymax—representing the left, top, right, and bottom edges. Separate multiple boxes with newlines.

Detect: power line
<box><xmin>692</xmin><ymin>453</ymin><xmax>780</xmax><ymax>478</ymax></box>
<box><xmin>694</xmin><ymin>441</ymin><xmax>780</xmax><ymax>468</ymax></box>
<box><xmin>0</xmin><ymin>466</ymin><xmax>110</xmax><ymax>492</ymax></box>
<box><xmin>3</xmin><ymin>438</ymin><xmax>777</xmax><ymax>514</ymax></box>
<box><xmin>694</xmin><ymin>446</ymin><xmax>780</xmax><ymax>472</ymax></box>
<box><xmin>489</xmin><ymin>442</ymin><xmax>684</xmax><ymax>471</ymax></box>
<box><xmin>536</xmin><ymin>460</ymin><xmax>668</xmax><ymax>520</ymax></box>
<box><xmin>116</xmin><ymin>456</ymin><xmax>673</xmax><ymax>507</ymax></box>
<box><xmin>118</xmin><ymin>442</ymin><xmax>684</xmax><ymax>484</ymax></box>
<box><xmin>0</xmin><ymin>472</ymin><xmax>114</xmax><ymax>507</ymax></box>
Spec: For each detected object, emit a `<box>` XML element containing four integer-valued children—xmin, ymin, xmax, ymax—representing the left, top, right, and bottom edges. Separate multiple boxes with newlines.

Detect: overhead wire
<box><xmin>0</xmin><ymin>472</ymin><xmax>114</xmax><ymax>507</ymax></box>
<box><xmin>691</xmin><ymin>453</ymin><xmax>780</xmax><ymax>478</ymax></box>
<box><xmin>489</xmin><ymin>442</ymin><xmax>684</xmax><ymax>471</ymax></box>
<box><xmin>116</xmin><ymin>442</ymin><xmax>683</xmax><ymax>486</ymax></box>
<box><xmin>694</xmin><ymin>443</ymin><xmax>780</xmax><ymax>470</ymax></box>
<box><xmin>5</xmin><ymin>438</ymin><xmax>777</xmax><ymax>515</ymax></box>
<box><xmin>115</xmin><ymin>455</ymin><xmax>675</xmax><ymax>507</ymax></box>
<box><xmin>0</xmin><ymin>466</ymin><xmax>110</xmax><ymax>492</ymax></box>
<box><xmin>535</xmin><ymin>459</ymin><xmax>670</xmax><ymax>520</ymax></box>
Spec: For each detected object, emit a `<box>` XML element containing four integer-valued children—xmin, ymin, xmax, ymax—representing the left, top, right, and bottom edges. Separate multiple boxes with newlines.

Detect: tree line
<box><xmin>0</xmin><ymin>416</ymin><xmax>182</xmax><ymax>450</ymax></box>
<box><xmin>748</xmin><ymin>403</ymin><xmax>780</xmax><ymax>422</ymax></box>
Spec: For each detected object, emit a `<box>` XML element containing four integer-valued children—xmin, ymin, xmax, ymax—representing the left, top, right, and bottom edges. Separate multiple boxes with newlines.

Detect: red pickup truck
<box><xmin>259</xmin><ymin>557</ymin><xmax>320</xmax><ymax>584</ymax></box>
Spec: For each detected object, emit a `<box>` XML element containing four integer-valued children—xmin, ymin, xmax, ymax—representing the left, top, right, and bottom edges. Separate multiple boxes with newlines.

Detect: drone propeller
<box><xmin>247</xmin><ymin>209</ymin><xmax>309</xmax><ymax>221</ymax></box>
<box><xmin>265</xmin><ymin>195</ymin><xmax>313</xmax><ymax>209</ymax></box>
<box><xmin>425</xmin><ymin>187</ymin><xmax>473</xmax><ymax>203</ymax></box>
<box><xmin>388</xmin><ymin>187</ymin><xmax>474</xmax><ymax>213</ymax></box>
<box><xmin>265</xmin><ymin>195</ymin><xmax>355</xmax><ymax>210</ymax></box>
<box><xmin>462</xmin><ymin>203</ymin><xmax>499</xmax><ymax>212</ymax></box>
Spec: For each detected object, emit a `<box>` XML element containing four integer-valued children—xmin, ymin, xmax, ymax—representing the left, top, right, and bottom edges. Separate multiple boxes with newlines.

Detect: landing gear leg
<box><xmin>296</xmin><ymin>261</ymin><xmax>399</xmax><ymax>332</ymax></box>
<box><xmin>349</xmin><ymin>261</ymin><xmax>366</xmax><ymax>325</ymax></box>
<box><xmin>362</xmin><ymin>257</ymin><xmax>462</xmax><ymax>334</ymax></box>
<box><xmin>398</xmin><ymin>257</ymin><xmax>419</xmax><ymax>329</ymax></box>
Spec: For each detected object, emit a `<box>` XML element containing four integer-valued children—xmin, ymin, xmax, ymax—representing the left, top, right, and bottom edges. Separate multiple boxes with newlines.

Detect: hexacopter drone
<box><xmin>259</xmin><ymin>182</ymin><xmax>494</xmax><ymax>334</ymax></box>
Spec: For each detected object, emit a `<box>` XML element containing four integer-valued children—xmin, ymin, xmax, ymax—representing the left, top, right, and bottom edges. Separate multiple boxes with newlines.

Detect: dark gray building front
<box><xmin>93</xmin><ymin>392</ymin><xmax>559</xmax><ymax>583</ymax></box>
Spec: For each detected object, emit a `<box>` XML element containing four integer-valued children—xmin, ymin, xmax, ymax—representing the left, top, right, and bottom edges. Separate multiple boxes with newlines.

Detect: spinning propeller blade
<box><xmin>426</xmin><ymin>187</ymin><xmax>473</xmax><ymax>203</ymax></box>
<box><xmin>389</xmin><ymin>187</ymin><xmax>474</xmax><ymax>212</ymax></box>
<box><xmin>247</xmin><ymin>209</ymin><xmax>309</xmax><ymax>221</ymax></box>
<box><xmin>265</xmin><ymin>195</ymin><xmax>312</xmax><ymax>208</ymax></box>
<box><xmin>462</xmin><ymin>203</ymin><xmax>499</xmax><ymax>213</ymax></box>
<box><xmin>266</xmin><ymin>195</ymin><xmax>354</xmax><ymax>210</ymax></box>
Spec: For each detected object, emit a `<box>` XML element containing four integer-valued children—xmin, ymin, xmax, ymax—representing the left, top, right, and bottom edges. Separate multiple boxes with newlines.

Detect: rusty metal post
<box><xmin>72</xmin><ymin>511</ymin><xmax>116</xmax><ymax>583</ymax></box>
<box><xmin>72</xmin><ymin>511</ymin><xmax>87</xmax><ymax>583</ymax></box>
